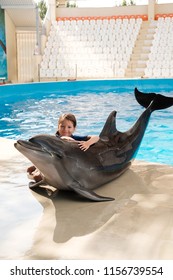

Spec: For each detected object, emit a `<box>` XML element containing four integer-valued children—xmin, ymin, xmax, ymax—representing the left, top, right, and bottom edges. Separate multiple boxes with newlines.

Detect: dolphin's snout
<box><xmin>15</xmin><ymin>139</ymin><xmax>42</xmax><ymax>151</ymax></box>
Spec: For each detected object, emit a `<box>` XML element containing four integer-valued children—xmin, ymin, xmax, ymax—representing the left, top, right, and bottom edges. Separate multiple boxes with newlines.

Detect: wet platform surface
<box><xmin>1</xmin><ymin>138</ymin><xmax>173</xmax><ymax>260</ymax></box>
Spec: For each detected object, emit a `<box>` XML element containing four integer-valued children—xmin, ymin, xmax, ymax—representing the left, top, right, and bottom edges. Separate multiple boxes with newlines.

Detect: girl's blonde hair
<box><xmin>58</xmin><ymin>113</ymin><xmax>77</xmax><ymax>128</ymax></box>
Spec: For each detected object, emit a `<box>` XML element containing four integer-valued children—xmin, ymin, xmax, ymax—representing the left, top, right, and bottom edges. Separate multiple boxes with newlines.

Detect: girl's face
<box><xmin>58</xmin><ymin>119</ymin><xmax>75</xmax><ymax>137</ymax></box>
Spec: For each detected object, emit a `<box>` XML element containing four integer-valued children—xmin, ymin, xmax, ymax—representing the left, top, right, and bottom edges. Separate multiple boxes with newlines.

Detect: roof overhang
<box><xmin>0</xmin><ymin>0</ymin><xmax>42</xmax><ymax>28</ymax></box>
<box><xmin>0</xmin><ymin>0</ymin><xmax>35</xmax><ymax>8</ymax></box>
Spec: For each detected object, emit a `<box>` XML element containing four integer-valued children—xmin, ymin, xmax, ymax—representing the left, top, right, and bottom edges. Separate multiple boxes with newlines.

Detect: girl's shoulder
<box><xmin>72</xmin><ymin>135</ymin><xmax>88</xmax><ymax>141</ymax></box>
<box><xmin>55</xmin><ymin>131</ymin><xmax>88</xmax><ymax>141</ymax></box>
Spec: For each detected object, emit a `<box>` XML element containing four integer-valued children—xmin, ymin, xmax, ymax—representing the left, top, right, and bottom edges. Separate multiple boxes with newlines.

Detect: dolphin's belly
<box><xmin>42</xmin><ymin>165</ymin><xmax>70</xmax><ymax>190</ymax></box>
<box><xmin>72</xmin><ymin>162</ymin><xmax>131</xmax><ymax>190</ymax></box>
<box><xmin>46</xmin><ymin>174</ymin><xmax>69</xmax><ymax>190</ymax></box>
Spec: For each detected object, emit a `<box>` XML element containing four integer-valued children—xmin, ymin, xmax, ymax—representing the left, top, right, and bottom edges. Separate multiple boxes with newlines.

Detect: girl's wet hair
<box><xmin>58</xmin><ymin>113</ymin><xmax>77</xmax><ymax>127</ymax></box>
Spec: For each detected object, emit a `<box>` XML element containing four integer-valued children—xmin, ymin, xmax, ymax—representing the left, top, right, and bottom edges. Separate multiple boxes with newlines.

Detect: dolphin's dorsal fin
<box><xmin>99</xmin><ymin>111</ymin><xmax>117</xmax><ymax>139</ymax></box>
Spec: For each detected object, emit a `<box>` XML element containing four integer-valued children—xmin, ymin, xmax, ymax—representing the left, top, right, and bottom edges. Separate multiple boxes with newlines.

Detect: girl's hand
<box><xmin>78</xmin><ymin>141</ymin><xmax>90</xmax><ymax>151</ymax></box>
<box><xmin>78</xmin><ymin>136</ymin><xmax>99</xmax><ymax>151</ymax></box>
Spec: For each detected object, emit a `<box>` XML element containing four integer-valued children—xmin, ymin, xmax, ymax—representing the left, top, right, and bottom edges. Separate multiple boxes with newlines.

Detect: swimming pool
<box><xmin>0</xmin><ymin>79</ymin><xmax>173</xmax><ymax>165</ymax></box>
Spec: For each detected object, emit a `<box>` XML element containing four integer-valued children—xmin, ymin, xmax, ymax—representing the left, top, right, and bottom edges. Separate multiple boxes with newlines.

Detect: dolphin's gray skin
<box><xmin>14</xmin><ymin>88</ymin><xmax>173</xmax><ymax>202</ymax></box>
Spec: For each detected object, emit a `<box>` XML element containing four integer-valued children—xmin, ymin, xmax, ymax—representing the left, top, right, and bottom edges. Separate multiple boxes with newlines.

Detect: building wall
<box><xmin>56</xmin><ymin>3</ymin><xmax>173</xmax><ymax>19</ymax></box>
<box><xmin>56</xmin><ymin>6</ymin><xmax>148</xmax><ymax>18</ymax></box>
<box><xmin>4</xmin><ymin>10</ymin><xmax>38</xmax><ymax>83</ymax></box>
<box><xmin>16</xmin><ymin>31</ymin><xmax>37</xmax><ymax>83</ymax></box>
<box><xmin>5</xmin><ymin>11</ymin><xmax>17</xmax><ymax>83</ymax></box>
<box><xmin>155</xmin><ymin>3</ymin><xmax>173</xmax><ymax>15</ymax></box>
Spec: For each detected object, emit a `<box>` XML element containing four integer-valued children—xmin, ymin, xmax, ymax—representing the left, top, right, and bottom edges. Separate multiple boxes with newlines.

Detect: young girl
<box><xmin>27</xmin><ymin>113</ymin><xmax>99</xmax><ymax>181</ymax></box>
<box><xmin>55</xmin><ymin>113</ymin><xmax>99</xmax><ymax>151</ymax></box>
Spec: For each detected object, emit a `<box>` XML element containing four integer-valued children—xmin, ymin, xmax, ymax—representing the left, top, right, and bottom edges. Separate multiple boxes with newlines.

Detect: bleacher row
<box><xmin>145</xmin><ymin>17</ymin><xmax>173</xmax><ymax>78</ymax></box>
<box><xmin>40</xmin><ymin>15</ymin><xmax>173</xmax><ymax>79</ymax></box>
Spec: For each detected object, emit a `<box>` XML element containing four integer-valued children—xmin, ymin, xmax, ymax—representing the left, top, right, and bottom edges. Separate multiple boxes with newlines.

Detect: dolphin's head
<box><xmin>14</xmin><ymin>134</ymin><xmax>65</xmax><ymax>162</ymax></box>
<box><xmin>14</xmin><ymin>135</ymin><xmax>73</xmax><ymax>188</ymax></box>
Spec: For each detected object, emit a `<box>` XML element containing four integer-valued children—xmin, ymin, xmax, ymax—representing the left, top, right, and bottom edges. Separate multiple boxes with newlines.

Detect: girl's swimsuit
<box><xmin>55</xmin><ymin>131</ymin><xmax>88</xmax><ymax>141</ymax></box>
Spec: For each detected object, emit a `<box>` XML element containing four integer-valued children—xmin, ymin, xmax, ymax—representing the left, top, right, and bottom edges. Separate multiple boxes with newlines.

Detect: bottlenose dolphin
<box><xmin>14</xmin><ymin>88</ymin><xmax>173</xmax><ymax>202</ymax></box>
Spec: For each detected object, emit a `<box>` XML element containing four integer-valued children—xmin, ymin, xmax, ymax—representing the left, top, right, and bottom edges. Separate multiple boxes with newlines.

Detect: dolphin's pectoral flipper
<box><xmin>68</xmin><ymin>182</ymin><xmax>115</xmax><ymax>202</ymax></box>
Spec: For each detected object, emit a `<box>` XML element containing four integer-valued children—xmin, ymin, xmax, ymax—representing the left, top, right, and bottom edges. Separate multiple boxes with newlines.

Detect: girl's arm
<box><xmin>78</xmin><ymin>136</ymin><xmax>99</xmax><ymax>151</ymax></box>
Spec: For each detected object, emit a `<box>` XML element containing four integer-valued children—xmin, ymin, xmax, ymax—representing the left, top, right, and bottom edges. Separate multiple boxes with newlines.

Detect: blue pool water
<box><xmin>0</xmin><ymin>79</ymin><xmax>173</xmax><ymax>165</ymax></box>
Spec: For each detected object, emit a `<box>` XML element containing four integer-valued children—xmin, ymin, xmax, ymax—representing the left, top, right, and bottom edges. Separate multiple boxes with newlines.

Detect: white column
<box><xmin>48</xmin><ymin>0</ymin><xmax>56</xmax><ymax>21</ymax></box>
<box><xmin>33</xmin><ymin>54</ymin><xmax>42</xmax><ymax>82</ymax></box>
<box><xmin>148</xmin><ymin>0</ymin><xmax>156</xmax><ymax>21</ymax></box>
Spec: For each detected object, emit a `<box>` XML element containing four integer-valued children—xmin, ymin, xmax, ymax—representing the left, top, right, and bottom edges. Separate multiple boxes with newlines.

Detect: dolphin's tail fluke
<box><xmin>134</xmin><ymin>87</ymin><xmax>156</xmax><ymax>108</ymax></box>
<box><xmin>135</xmin><ymin>87</ymin><xmax>173</xmax><ymax>111</ymax></box>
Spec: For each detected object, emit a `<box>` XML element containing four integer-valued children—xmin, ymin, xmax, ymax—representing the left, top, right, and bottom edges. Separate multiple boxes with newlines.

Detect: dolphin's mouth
<box><xmin>15</xmin><ymin>138</ymin><xmax>64</xmax><ymax>158</ymax></box>
<box><xmin>15</xmin><ymin>140</ymin><xmax>43</xmax><ymax>152</ymax></box>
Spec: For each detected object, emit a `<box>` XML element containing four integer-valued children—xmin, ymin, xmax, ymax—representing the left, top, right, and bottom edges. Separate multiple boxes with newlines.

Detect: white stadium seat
<box><xmin>40</xmin><ymin>16</ymin><xmax>144</xmax><ymax>79</ymax></box>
